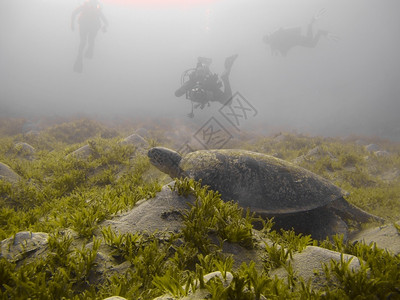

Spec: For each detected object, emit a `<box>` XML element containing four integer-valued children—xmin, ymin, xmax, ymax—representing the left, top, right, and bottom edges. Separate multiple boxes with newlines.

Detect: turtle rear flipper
<box><xmin>264</xmin><ymin>207</ymin><xmax>348</xmax><ymax>241</ymax></box>
<box><xmin>328</xmin><ymin>197</ymin><xmax>385</xmax><ymax>225</ymax></box>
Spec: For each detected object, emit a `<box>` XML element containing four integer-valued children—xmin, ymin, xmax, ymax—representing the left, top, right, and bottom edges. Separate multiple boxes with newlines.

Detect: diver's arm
<box><xmin>175</xmin><ymin>79</ymin><xmax>196</xmax><ymax>97</ymax></box>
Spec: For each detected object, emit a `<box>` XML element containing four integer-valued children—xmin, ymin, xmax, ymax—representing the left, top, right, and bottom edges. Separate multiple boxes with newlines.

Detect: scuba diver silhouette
<box><xmin>263</xmin><ymin>9</ymin><xmax>338</xmax><ymax>56</ymax></box>
<box><xmin>71</xmin><ymin>0</ymin><xmax>108</xmax><ymax>73</ymax></box>
<box><xmin>175</xmin><ymin>54</ymin><xmax>238</xmax><ymax>118</ymax></box>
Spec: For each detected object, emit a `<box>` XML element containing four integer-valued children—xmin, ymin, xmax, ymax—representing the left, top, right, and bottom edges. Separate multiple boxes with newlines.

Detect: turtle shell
<box><xmin>179</xmin><ymin>149</ymin><xmax>347</xmax><ymax>214</ymax></box>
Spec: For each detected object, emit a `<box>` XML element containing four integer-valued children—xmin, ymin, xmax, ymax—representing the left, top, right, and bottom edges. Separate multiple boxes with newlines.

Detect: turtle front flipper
<box><xmin>327</xmin><ymin>197</ymin><xmax>385</xmax><ymax>226</ymax></box>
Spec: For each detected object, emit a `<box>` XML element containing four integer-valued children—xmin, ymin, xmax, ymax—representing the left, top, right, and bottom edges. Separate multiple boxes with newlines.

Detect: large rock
<box><xmin>14</xmin><ymin>142</ymin><xmax>35</xmax><ymax>159</ymax></box>
<box><xmin>100</xmin><ymin>183</ymin><xmax>270</xmax><ymax>275</ymax></box>
<box><xmin>69</xmin><ymin>144</ymin><xmax>93</xmax><ymax>159</ymax></box>
<box><xmin>100</xmin><ymin>183</ymin><xmax>193</xmax><ymax>235</ymax></box>
<box><xmin>217</xmin><ymin>233</ymin><xmax>267</xmax><ymax>271</ymax></box>
<box><xmin>0</xmin><ymin>162</ymin><xmax>21</xmax><ymax>182</ymax></box>
<box><xmin>350</xmin><ymin>221</ymin><xmax>400</xmax><ymax>255</ymax></box>
<box><xmin>120</xmin><ymin>134</ymin><xmax>149</xmax><ymax>154</ymax></box>
<box><xmin>270</xmin><ymin>246</ymin><xmax>362</xmax><ymax>289</ymax></box>
<box><xmin>0</xmin><ymin>231</ymin><xmax>49</xmax><ymax>262</ymax></box>
<box><xmin>153</xmin><ymin>271</ymin><xmax>234</xmax><ymax>300</ymax></box>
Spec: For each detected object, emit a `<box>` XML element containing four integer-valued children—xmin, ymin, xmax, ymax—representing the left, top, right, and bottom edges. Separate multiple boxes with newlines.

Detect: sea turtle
<box><xmin>148</xmin><ymin>147</ymin><xmax>384</xmax><ymax>239</ymax></box>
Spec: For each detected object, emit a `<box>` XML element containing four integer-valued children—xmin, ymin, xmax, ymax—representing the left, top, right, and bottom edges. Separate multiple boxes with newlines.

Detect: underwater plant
<box><xmin>1</xmin><ymin>120</ymin><xmax>400</xmax><ymax>299</ymax></box>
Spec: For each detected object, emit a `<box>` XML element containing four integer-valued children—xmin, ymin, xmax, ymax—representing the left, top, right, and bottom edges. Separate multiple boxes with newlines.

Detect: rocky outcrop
<box><xmin>0</xmin><ymin>231</ymin><xmax>49</xmax><ymax>262</ymax></box>
<box><xmin>153</xmin><ymin>271</ymin><xmax>234</xmax><ymax>300</ymax></box>
<box><xmin>270</xmin><ymin>246</ymin><xmax>361</xmax><ymax>290</ymax></box>
<box><xmin>99</xmin><ymin>183</ymin><xmax>193</xmax><ymax>235</ymax></box>
<box><xmin>2</xmin><ymin>181</ymin><xmax>399</xmax><ymax>300</ymax></box>
<box><xmin>120</xmin><ymin>133</ymin><xmax>148</xmax><ymax>148</ymax></box>
<box><xmin>0</xmin><ymin>162</ymin><xmax>21</xmax><ymax>182</ymax></box>
<box><xmin>14</xmin><ymin>142</ymin><xmax>35</xmax><ymax>159</ymax></box>
<box><xmin>68</xmin><ymin>144</ymin><xmax>93</xmax><ymax>159</ymax></box>
<box><xmin>350</xmin><ymin>221</ymin><xmax>400</xmax><ymax>255</ymax></box>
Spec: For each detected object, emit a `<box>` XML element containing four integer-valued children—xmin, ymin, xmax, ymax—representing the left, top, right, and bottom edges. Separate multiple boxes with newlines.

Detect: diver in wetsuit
<box><xmin>71</xmin><ymin>0</ymin><xmax>108</xmax><ymax>73</ymax></box>
<box><xmin>263</xmin><ymin>9</ymin><xmax>336</xmax><ymax>56</ymax></box>
<box><xmin>175</xmin><ymin>54</ymin><xmax>238</xmax><ymax>117</ymax></box>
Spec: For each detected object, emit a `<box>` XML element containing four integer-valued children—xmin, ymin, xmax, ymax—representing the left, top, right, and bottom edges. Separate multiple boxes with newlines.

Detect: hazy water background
<box><xmin>1</xmin><ymin>0</ymin><xmax>399</xmax><ymax>140</ymax></box>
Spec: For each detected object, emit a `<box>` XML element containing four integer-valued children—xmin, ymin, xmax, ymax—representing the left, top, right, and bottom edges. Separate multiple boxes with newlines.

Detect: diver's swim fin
<box><xmin>224</xmin><ymin>54</ymin><xmax>238</xmax><ymax>70</ymax></box>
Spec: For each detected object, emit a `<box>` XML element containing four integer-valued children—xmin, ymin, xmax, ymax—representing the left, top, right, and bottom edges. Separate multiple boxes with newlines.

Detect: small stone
<box><xmin>365</xmin><ymin>144</ymin><xmax>380</xmax><ymax>152</ymax></box>
<box><xmin>375</xmin><ymin>150</ymin><xmax>390</xmax><ymax>157</ymax></box>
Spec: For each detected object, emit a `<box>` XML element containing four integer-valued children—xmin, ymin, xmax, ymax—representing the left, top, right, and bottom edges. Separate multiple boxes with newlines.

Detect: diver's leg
<box><xmin>221</xmin><ymin>54</ymin><xmax>238</xmax><ymax>79</ymax></box>
<box><xmin>312</xmin><ymin>30</ymin><xmax>328</xmax><ymax>46</ymax></box>
<box><xmin>78</xmin><ymin>27</ymin><xmax>88</xmax><ymax>57</ymax></box>
<box><xmin>73</xmin><ymin>28</ymin><xmax>87</xmax><ymax>73</ymax></box>
<box><xmin>218</xmin><ymin>54</ymin><xmax>238</xmax><ymax>104</ymax></box>
<box><xmin>85</xmin><ymin>29</ymin><xmax>98</xmax><ymax>59</ymax></box>
<box><xmin>299</xmin><ymin>19</ymin><xmax>328</xmax><ymax>48</ymax></box>
<box><xmin>218</xmin><ymin>76</ymin><xmax>232</xmax><ymax>105</ymax></box>
<box><xmin>307</xmin><ymin>19</ymin><xmax>314</xmax><ymax>39</ymax></box>
<box><xmin>300</xmin><ymin>30</ymin><xmax>328</xmax><ymax>48</ymax></box>
<box><xmin>297</xmin><ymin>20</ymin><xmax>315</xmax><ymax>48</ymax></box>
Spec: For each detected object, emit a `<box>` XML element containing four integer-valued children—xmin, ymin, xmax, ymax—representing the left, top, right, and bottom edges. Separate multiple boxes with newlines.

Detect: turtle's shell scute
<box><xmin>179</xmin><ymin>149</ymin><xmax>347</xmax><ymax>214</ymax></box>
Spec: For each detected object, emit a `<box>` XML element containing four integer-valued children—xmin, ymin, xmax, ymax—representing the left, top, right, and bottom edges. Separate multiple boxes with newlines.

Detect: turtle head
<box><xmin>148</xmin><ymin>147</ymin><xmax>183</xmax><ymax>178</ymax></box>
